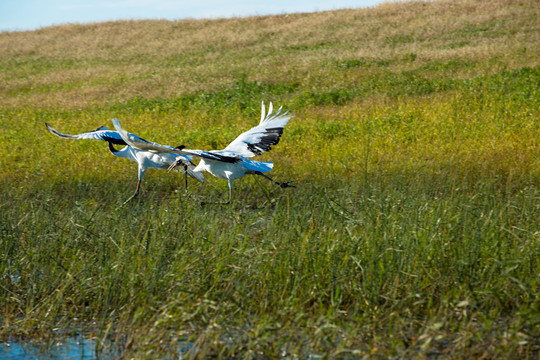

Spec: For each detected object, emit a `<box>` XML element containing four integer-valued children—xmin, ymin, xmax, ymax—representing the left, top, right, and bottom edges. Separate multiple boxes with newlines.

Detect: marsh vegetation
<box><xmin>0</xmin><ymin>0</ymin><xmax>539</xmax><ymax>357</ymax></box>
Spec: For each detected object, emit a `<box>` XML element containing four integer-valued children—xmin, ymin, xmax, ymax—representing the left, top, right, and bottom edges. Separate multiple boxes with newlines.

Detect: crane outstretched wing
<box><xmin>110</xmin><ymin>119</ymin><xmax>207</xmax><ymax>182</ymax></box>
<box><xmin>112</xmin><ymin>118</ymin><xmax>234</xmax><ymax>162</ymax></box>
<box><xmin>45</xmin><ymin>123</ymin><xmax>130</xmax><ymax>145</ymax></box>
<box><xmin>221</xmin><ymin>101</ymin><xmax>292</xmax><ymax>158</ymax></box>
<box><xmin>111</xmin><ymin>118</ymin><xmax>176</xmax><ymax>152</ymax></box>
<box><xmin>47</xmin><ymin>121</ymin><xmax>205</xmax><ymax>183</ymax></box>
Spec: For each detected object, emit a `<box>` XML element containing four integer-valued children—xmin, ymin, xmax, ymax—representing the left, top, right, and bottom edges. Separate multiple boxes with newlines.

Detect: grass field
<box><xmin>1</xmin><ymin>0</ymin><xmax>539</xmax><ymax>358</ymax></box>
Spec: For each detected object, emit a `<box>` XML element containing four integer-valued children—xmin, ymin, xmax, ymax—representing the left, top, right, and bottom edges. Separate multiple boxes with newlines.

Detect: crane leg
<box><xmin>226</xmin><ymin>182</ymin><xmax>232</xmax><ymax>204</ymax></box>
<box><xmin>121</xmin><ymin>180</ymin><xmax>141</xmax><ymax>206</ymax></box>
<box><xmin>253</xmin><ymin>171</ymin><xmax>295</xmax><ymax>188</ymax></box>
<box><xmin>184</xmin><ymin>165</ymin><xmax>188</xmax><ymax>191</ymax></box>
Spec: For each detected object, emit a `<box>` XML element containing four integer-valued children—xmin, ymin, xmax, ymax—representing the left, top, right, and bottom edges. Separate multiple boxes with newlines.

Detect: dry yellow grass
<box><xmin>0</xmin><ymin>0</ymin><xmax>538</xmax><ymax>109</ymax></box>
<box><xmin>0</xmin><ymin>0</ymin><xmax>537</xmax><ymax>183</ymax></box>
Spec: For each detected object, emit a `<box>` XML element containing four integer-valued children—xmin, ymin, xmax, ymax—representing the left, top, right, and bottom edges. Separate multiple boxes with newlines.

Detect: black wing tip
<box><xmin>45</xmin><ymin>123</ymin><xmax>65</xmax><ymax>137</ymax></box>
<box><xmin>247</xmin><ymin>128</ymin><xmax>284</xmax><ymax>155</ymax></box>
<box><xmin>175</xmin><ymin>145</ymin><xmax>185</xmax><ymax>150</ymax></box>
<box><xmin>217</xmin><ymin>154</ymin><xmax>241</xmax><ymax>163</ymax></box>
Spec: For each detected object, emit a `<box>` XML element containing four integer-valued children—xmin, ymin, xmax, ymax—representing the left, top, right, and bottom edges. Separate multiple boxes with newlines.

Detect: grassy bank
<box><xmin>1</xmin><ymin>0</ymin><xmax>539</xmax><ymax>357</ymax></box>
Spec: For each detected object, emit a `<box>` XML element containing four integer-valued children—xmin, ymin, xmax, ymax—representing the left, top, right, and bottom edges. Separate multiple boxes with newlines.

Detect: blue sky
<box><xmin>0</xmin><ymin>0</ymin><xmax>385</xmax><ymax>32</ymax></box>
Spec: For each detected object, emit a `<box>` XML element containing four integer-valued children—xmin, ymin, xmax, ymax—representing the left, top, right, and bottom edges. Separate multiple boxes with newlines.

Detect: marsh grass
<box><xmin>1</xmin><ymin>174</ymin><xmax>539</xmax><ymax>357</ymax></box>
<box><xmin>1</xmin><ymin>0</ymin><xmax>539</xmax><ymax>357</ymax></box>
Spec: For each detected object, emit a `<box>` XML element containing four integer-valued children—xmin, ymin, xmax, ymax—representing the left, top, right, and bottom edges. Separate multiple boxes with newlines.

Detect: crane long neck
<box><xmin>108</xmin><ymin>142</ymin><xmax>120</xmax><ymax>154</ymax></box>
<box><xmin>107</xmin><ymin>142</ymin><xmax>137</xmax><ymax>162</ymax></box>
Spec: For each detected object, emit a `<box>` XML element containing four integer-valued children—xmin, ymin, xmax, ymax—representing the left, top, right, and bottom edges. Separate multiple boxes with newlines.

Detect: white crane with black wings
<box><xmin>45</xmin><ymin>123</ymin><xmax>203</xmax><ymax>205</ymax></box>
<box><xmin>112</xmin><ymin>101</ymin><xmax>294</xmax><ymax>204</ymax></box>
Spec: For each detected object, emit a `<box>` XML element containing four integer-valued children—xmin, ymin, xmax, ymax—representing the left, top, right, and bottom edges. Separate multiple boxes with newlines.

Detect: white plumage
<box><xmin>112</xmin><ymin>101</ymin><xmax>294</xmax><ymax>204</ymax></box>
<box><xmin>45</xmin><ymin>123</ymin><xmax>203</xmax><ymax>205</ymax></box>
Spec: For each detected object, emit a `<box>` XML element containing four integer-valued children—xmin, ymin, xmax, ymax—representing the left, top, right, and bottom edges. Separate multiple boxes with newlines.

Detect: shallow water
<box><xmin>0</xmin><ymin>336</ymin><xmax>114</xmax><ymax>360</ymax></box>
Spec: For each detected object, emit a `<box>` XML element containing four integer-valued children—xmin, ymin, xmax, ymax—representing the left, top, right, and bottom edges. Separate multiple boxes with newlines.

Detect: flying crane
<box><xmin>45</xmin><ymin>123</ymin><xmax>203</xmax><ymax>205</ymax></box>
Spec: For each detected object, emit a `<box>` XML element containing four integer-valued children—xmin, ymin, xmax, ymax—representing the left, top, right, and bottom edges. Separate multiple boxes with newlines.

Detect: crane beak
<box><xmin>168</xmin><ymin>158</ymin><xmax>181</xmax><ymax>173</ymax></box>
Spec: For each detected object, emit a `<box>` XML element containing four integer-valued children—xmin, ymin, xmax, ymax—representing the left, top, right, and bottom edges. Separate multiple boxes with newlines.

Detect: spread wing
<box><xmin>222</xmin><ymin>101</ymin><xmax>292</xmax><ymax>158</ymax></box>
<box><xmin>45</xmin><ymin>123</ymin><xmax>129</xmax><ymax>145</ymax></box>
<box><xmin>111</xmin><ymin>119</ymin><xmax>207</xmax><ymax>182</ymax></box>
<box><xmin>111</xmin><ymin>118</ymin><xmax>175</xmax><ymax>152</ymax></box>
<box><xmin>112</xmin><ymin>118</ymin><xmax>234</xmax><ymax>162</ymax></box>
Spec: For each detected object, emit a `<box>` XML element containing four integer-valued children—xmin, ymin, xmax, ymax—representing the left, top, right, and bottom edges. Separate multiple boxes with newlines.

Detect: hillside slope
<box><xmin>0</xmin><ymin>0</ymin><xmax>538</xmax><ymax>109</ymax></box>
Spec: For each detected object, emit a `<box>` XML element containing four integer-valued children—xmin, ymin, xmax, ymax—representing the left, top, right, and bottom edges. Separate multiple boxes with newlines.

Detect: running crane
<box><xmin>45</xmin><ymin>123</ymin><xmax>203</xmax><ymax>205</ymax></box>
<box><xmin>112</xmin><ymin>102</ymin><xmax>294</xmax><ymax>204</ymax></box>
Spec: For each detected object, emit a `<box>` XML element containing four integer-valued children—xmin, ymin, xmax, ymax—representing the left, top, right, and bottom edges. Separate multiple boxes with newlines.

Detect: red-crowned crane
<box><xmin>111</xmin><ymin>102</ymin><xmax>294</xmax><ymax>204</ymax></box>
<box><xmin>45</xmin><ymin>123</ymin><xmax>203</xmax><ymax>205</ymax></box>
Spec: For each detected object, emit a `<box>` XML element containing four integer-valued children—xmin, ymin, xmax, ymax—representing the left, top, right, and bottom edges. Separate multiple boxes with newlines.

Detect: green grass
<box><xmin>1</xmin><ymin>173</ymin><xmax>539</xmax><ymax>357</ymax></box>
<box><xmin>1</xmin><ymin>0</ymin><xmax>539</xmax><ymax>357</ymax></box>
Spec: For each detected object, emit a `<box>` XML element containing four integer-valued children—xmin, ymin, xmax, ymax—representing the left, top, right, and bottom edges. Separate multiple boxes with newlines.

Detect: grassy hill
<box><xmin>0</xmin><ymin>0</ymin><xmax>539</xmax><ymax>358</ymax></box>
<box><xmin>0</xmin><ymin>0</ymin><xmax>538</xmax><ymax>109</ymax></box>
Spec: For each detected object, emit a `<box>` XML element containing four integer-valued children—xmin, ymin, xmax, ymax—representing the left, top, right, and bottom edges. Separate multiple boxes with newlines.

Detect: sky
<box><xmin>0</xmin><ymin>0</ymin><xmax>385</xmax><ymax>32</ymax></box>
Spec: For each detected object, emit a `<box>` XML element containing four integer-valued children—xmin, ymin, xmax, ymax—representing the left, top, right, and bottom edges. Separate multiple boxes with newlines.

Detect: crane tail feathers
<box><xmin>187</xmin><ymin>169</ymin><xmax>204</xmax><ymax>183</ymax></box>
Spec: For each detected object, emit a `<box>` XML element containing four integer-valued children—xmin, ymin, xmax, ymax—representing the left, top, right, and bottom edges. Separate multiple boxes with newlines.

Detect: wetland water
<box><xmin>1</xmin><ymin>334</ymin><xmax>194</xmax><ymax>359</ymax></box>
<box><xmin>0</xmin><ymin>336</ymin><xmax>110</xmax><ymax>360</ymax></box>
